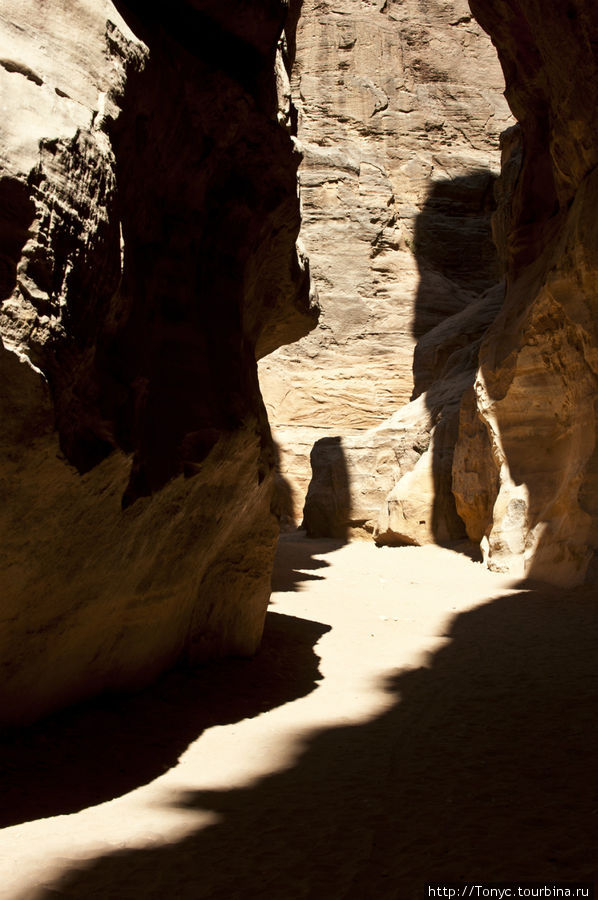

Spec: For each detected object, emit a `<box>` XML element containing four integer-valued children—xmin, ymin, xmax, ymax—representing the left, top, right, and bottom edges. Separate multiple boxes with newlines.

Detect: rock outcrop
<box><xmin>301</xmin><ymin>279</ymin><xmax>505</xmax><ymax>544</ymax></box>
<box><xmin>453</xmin><ymin>0</ymin><xmax>598</xmax><ymax>585</ymax></box>
<box><xmin>259</xmin><ymin>0</ymin><xmax>512</xmax><ymax>527</ymax></box>
<box><xmin>0</xmin><ymin>0</ymin><xmax>316</xmax><ymax>724</ymax></box>
<box><xmin>269</xmin><ymin>0</ymin><xmax>598</xmax><ymax>586</ymax></box>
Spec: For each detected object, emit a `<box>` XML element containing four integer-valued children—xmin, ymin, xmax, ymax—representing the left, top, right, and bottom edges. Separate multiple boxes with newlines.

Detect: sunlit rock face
<box><xmin>260</xmin><ymin>0</ymin><xmax>512</xmax><ymax>545</ymax></box>
<box><xmin>259</xmin><ymin>0</ymin><xmax>511</xmax><ymax>528</ymax></box>
<box><xmin>0</xmin><ymin>0</ymin><xmax>317</xmax><ymax>725</ymax></box>
<box><xmin>454</xmin><ymin>0</ymin><xmax>598</xmax><ymax>585</ymax></box>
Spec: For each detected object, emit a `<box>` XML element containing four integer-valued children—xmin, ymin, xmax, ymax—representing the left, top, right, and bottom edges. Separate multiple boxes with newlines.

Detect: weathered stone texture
<box><xmin>302</xmin><ymin>279</ymin><xmax>503</xmax><ymax>546</ymax></box>
<box><xmin>453</xmin><ymin>0</ymin><xmax>598</xmax><ymax>584</ymax></box>
<box><xmin>259</xmin><ymin>0</ymin><xmax>512</xmax><ymax>525</ymax></box>
<box><xmin>0</xmin><ymin>0</ymin><xmax>316</xmax><ymax>724</ymax></box>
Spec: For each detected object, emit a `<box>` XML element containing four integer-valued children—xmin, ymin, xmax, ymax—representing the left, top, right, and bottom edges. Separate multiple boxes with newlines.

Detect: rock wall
<box><xmin>0</xmin><ymin>0</ymin><xmax>316</xmax><ymax>725</ymax></box>
<box><xmin>453</xmin><ymin>0</ymin><xmax>598</xmax><ymax>585</ymax></box>
<box><xmin>258</xmin><ymin>0</ymin><xmax>512</xmax><ymax>525</ymax></box>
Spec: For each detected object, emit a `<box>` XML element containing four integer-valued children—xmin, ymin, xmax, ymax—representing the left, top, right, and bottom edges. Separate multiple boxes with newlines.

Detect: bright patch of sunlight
<box><xmin>1</xmin><ymin>542</ymin><xmax>519</xmax><ymax>898</ymax></box>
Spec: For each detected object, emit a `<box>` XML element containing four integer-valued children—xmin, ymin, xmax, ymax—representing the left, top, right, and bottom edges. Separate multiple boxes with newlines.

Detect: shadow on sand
<box><xmin>41</xmin><ymin>575</ymin><xmax>598</xmax><ymax>898</ymax></box>
<box><xmin>0</xmin><ymin>608</ymin><xmax>330</xmax><ymax>829</ymax></box>
<box><xmin>270</xmin><ymin>531</ymin><xmax>344</xmax><ymax>593</ymax></box>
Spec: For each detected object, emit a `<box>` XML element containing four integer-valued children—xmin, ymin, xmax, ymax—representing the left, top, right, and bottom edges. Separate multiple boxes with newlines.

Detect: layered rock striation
<box><xmin>271</xmin><ymin>0</ymin><xmax>598</xmax><ymax>587</ymax></box>
<box><xmin>453</xmin><ymin>0</ymin><xmax>598</xmax><ymax>584</ymax></box>
<box><xmin>260</xmin><ymin>0</ymin><xmax>513</xmax><ymax>546</ymax></box>
<box><xmin>259</xmin><ymin>0</ymin><xmax>512</xmax><ymax>528</ymax></box>
<box><xmin>0</xmin><ymin>0</ymin><xmax>316</xmax><ymax>724</ymax></box>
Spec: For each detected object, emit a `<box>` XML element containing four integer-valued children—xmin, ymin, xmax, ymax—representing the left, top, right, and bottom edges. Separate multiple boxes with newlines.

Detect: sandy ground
<box><xmin>0</xmin><ymin>534</ymin><xmax>597</xmax><ymax>898</ymax></box>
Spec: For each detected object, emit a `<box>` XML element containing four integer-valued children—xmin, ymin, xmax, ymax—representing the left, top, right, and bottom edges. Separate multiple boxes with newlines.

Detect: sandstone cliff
<box><xmin>453</xmin><ymin>0</ymin><xmax>598</xmax><ymax>585</ymax></box>
<box><xmin>0</xmin><ymin>0</ymin><xmax>316</xmax><ymax>724</ymax></box>
<box><xmin>277</xmin><ymin>0</ymin><xmax>598</xmax><ymax>586</ymax></box>
<box><xmin>258</xmin><ymin>0</ymin><xmax>512</xmax><ymax>530</ymax></box>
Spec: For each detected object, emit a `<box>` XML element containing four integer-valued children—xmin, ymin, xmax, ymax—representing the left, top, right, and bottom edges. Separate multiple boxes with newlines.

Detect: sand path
<box><xmin>1</xmin><ymin>535</ymin><xmax>597</xmax><ymax>897</ymax></box>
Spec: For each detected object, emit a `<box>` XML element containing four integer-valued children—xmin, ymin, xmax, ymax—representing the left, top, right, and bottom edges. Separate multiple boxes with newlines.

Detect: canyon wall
<box><xmin>259</xmin><ymin>0</ymin><xmax>512</xmax><ymax>528</ymax></box>
<box><xmin>264</xmin><ymin>0</ymin><xmax>598</xmax><ymax>587</ymax></box>
<box><xmin>453</xmin><ymin>0</ymin><xmax>598</xmax><ymax>585</ymax></box>
<box><xmin>3</xmin><ymin>0</ymin><xmax>596</xmax><ymax>727</ymax></box>
<box><xmin>0</xmin><ymin>0</ymin><xmax>317</xmax><ymax>724</ymax></box>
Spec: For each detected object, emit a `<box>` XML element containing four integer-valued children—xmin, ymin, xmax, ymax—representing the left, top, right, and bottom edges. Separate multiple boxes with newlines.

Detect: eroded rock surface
<box><xmin>259</xmin><ymin>0</ymin><xmax>512</xmax><ymax>525</ymax></box>
<box><xmin>303</xmin><ymin>280</ymin><xmax>504</xmax><ymax>546</ymax></box>
<box><xmin>453</xmin><ymin>0</ymin><xmax>598</xmax><ymax>584</ymax></box>
<box><xmin>0</xmin><ymin>0</ymin><xmax>316</xmax><ymax>724</ymax></box>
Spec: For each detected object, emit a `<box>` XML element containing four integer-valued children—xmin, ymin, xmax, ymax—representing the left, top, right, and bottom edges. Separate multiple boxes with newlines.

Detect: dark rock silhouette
<box><xmin>303</xmin><ymin>436</ymin><xmax>351</xmax><ymax>541</ymax></box>
<box><xmin>0</xmin><ymin>0</ymin><xmax>317</xmax><ymax>726</ymax></box>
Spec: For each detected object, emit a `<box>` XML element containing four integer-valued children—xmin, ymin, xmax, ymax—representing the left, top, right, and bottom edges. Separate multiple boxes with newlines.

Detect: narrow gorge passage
<box><xmin>3</xmin><ymin>538</ymin><xmax>596</xmax><ymax>898</ymax></box>
<box><xmin>259</xmin><ymin>0</ymin><xmax>513</xmax><ymax>550</ymax></box>
<box><xmin>2</xmin><ymin>0</ymin><xmax>598</xmax><ymax>894</ymax></box>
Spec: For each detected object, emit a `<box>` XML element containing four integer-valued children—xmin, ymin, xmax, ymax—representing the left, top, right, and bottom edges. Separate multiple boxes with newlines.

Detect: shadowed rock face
<box><xmin>259</xmin><ymin>0</ymin><xmax>512</xmax><ymax>530</ymax></box>
<box><xmin>298</xmin><ymin>0</ymin><xmax>598</xmax><ymax>580</ymax></box>
<box><xmin>454</xmin><ymin>0</ymin><xmax>598</xmax><ymax>584</ymax></box>
<box><xmin>0</xmin><ymin>0</ymin><xmax>317</xmax><ymax>725</ymax></box>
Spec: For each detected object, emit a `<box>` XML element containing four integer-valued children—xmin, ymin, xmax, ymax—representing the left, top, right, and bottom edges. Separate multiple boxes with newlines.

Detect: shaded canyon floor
<box><xmin>1</xmin><ymin>536</ymin><xmax>597</xmax><ymax>897</ymax></box>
